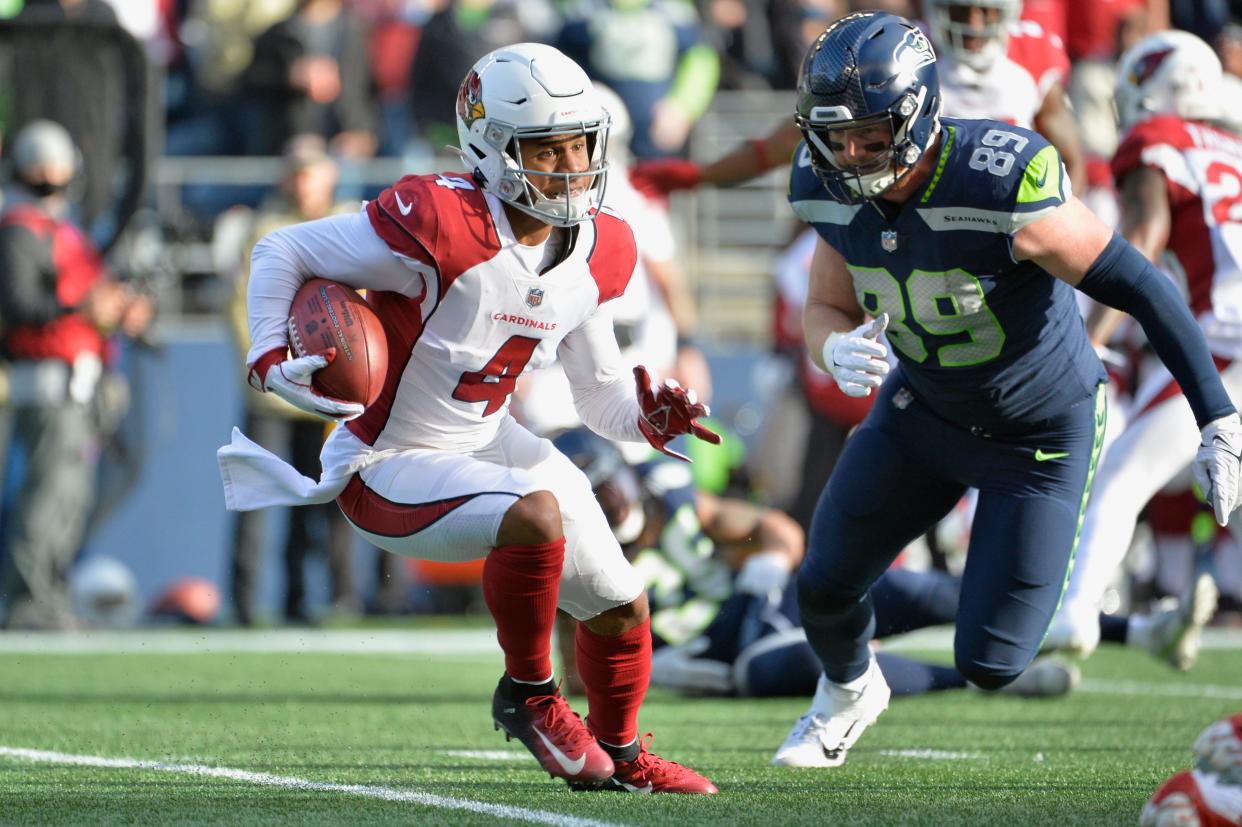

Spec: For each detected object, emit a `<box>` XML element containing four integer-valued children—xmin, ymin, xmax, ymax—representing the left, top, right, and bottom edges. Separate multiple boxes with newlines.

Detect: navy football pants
<box><xmin>798</xmin><ymin>378</ymin><xmax>1106</xmax><ymax>689</ymax></box>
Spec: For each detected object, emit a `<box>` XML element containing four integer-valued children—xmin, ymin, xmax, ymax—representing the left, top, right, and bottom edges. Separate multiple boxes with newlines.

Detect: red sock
<box><xmin>575</xmin><ymin>618</ymin><xmax>651</xmax><ymax>746</ymax></box>
<box><xmin>482</xmin><ymin>538</ymin><xmax>565</xmax><ymax>683</ymax></box>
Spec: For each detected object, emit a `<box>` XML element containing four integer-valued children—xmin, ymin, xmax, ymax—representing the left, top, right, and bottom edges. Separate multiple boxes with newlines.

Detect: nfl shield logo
<box><xmin>880</xmin><ymin>230</ymin><xmax>898</xmax><ymax>252</ymax></box>
<box><xmin>526</xmin><ymin>287</ymin><xmax>544</xmax><ymax>308</ymax></box>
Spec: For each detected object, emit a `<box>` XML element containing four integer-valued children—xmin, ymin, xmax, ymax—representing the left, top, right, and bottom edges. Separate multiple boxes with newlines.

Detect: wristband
<box><xmin>822</xmin><ymin>331</ymin><xmax>844</xmax><ymax>371</ymax></box>
<box><xmin>749</xmin><ymin>138</ymin><xmax>771</xmax><ymax>172</ymax></box>
<box><xmin>248</xmin><ymin>346</ymin><xmax>288</xmax><ymax>392</ymax></box>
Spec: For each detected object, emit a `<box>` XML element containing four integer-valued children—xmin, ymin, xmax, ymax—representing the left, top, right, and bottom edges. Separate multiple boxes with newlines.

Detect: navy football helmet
<box><xmin>795</xmin><ymin>12</ymin><xmax>942</xmax><ymax>203</ymax></box>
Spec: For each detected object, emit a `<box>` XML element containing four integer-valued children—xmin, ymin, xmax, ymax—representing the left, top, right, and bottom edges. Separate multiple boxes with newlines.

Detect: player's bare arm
<box><xmin>1084</xmin><ymin>166</ymin><xmax>1171</xmax><ymax>344</ymax></box>
<box><xmin>701</xmin><ymin>121</ymin><xmax>803</xmax><ymax>187</ymax></box>
<box><xmin>1033</xmin><ymin>82</ymin><xmax>1086</xmax><ymax>195</ymax></box>
<box><xmin>1010</xmin><ymin>196</ymin><xmax>1113</xmax><ymax>283</ymax></box>
<box><xmin>1119</xmin><ymin>165</ymin><xmax>1173</xmax><ymax>262</ymax></box>
<box><xmin>694</xmin><ymin>490</ymin><xmax>805</xmax><ymax>571</ymax></box>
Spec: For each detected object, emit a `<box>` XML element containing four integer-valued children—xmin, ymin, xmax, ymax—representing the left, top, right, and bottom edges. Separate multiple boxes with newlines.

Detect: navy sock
<box><xmin>1099</xmin><ymin>613</ymin><xmax>1128</xmax><ymax>644</ymax></box>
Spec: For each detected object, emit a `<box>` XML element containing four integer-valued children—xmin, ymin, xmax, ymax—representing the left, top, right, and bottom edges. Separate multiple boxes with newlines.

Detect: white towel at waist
<box><xmin>217</xmin><ymin>426</ymin><xmax>391</xmax><ymax>511</ymax></box>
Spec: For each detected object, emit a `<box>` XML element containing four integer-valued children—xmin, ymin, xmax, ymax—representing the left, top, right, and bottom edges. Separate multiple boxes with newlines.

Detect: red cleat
<box><xmin>492</xmin><ymin>682</ymin><xmax>614</xmax><ymax>785</ymax></box>
<box><xmin>588</xmin><ymin>734</ymin><xmax>718</xmax><ymax>794</ymax></box>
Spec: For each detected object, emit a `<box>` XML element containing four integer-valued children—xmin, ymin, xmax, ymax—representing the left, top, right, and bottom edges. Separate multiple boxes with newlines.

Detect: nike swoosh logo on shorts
<box><xmin>395</xmin><ymin>191</ymin><xmax>413</xmax><ymax>216</ymax></box>
<box><xmin>1034</xmin><ymin>449</ymin><xmax>1069</xmax><ymax>461</ymax></box>
<box><xmin>534</xmin><ymin>729</ymin><xmax>587</xmax><ymax>775</ymax></box>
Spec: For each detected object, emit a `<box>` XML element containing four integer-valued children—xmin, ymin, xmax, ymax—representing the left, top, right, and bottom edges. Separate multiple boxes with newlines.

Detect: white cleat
<box><xmin>992</xmin><ymin>657</ymin><xmax>1081</xmax><ymax>698</ymax></box>
<box><xmin>1145</xmin><ymin>573</ymin><xmax>1218</xmax><ymax>672</ymax></box>
<box><xmin>1041</xmin><ymin>606</ymin><xmax>1100</xmax><ymax>660</ymax></box>
<box><xmin>771</xmin><ymin>656</ymin><xmax>891</xmax><ymax>768</ymax></box>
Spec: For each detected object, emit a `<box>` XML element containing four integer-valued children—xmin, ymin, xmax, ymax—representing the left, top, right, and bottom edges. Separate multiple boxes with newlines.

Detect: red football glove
<box><xmin>629</xmin><ymin>158</ymin><xmax>703</xmax><ymax>200</ymax></box>
<box><xmin>634</xmin><ymin>365</ymin><xmax>721</xmax><ymax>462</ymax></box>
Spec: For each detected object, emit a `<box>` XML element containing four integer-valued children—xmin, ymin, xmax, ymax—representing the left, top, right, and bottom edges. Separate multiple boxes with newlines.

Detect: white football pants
<box><xmin>1052</xmin><ymin>359</ymin><xmax>1242</xmax><ymax>644</ymax></box>
<box><xmin>337</xmin><ymin>415</ymin><xmax>643</xmax><ymax>620</ymax></box>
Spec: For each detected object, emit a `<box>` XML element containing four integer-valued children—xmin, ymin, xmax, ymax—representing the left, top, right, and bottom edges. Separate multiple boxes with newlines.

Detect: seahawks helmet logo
<box><xmin>893</xmin><ymin>29</ymin><xmax>935</xmax><ymax>76</ymax></box>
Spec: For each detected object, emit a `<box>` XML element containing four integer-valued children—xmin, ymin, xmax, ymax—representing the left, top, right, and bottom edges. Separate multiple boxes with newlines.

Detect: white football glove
<box><xmin>822</xmin><ymin>314</ymin><xmax>890</xmax><ymax>398</ymax></box>
<box><xmin>1193</xmin><ymin>412</ymin><xmax>1242</xmax><ymax>525</ymax></box>
<box><xmin>257</xmin><ymin>351</ymin><xmax>365</xmax><ymax>422</ymax></box>
<box><xmin>734</xmin><ymin>550</ymin><xmax>792</xmax><ymax>599</ymax></box>
<box><xmin>650</xmin><ymin>637</ymin><xmax>734</xmax><ymax>694</ymax></box>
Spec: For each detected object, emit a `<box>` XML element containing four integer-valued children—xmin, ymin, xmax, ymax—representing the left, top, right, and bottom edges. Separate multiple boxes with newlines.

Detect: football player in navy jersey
<box><xmin>772</xmin><ymin>12</ymin><xmax>1242</xmax><ymax>769</ymax></box>
<box><xmin>551</xmin><ymin>428</ymin><xmax>1080</xmax><ymax>701</ymax></box>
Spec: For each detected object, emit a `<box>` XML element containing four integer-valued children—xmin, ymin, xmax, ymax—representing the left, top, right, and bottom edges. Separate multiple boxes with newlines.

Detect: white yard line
<box><xmin>1078</xmin><ymin>679</ymin><xmax>1242</xmax><ymax>700</ymax></box>
<box><xmin>441</xmin><ymin>750</ymin><xmax>530</xmax><ymax>761</ymax></box>
<box><xmin>881</xmin><ymin>626</ymin><xmax>1242</xmax><ymax>651</ymax></box>
<box><xmin>0</xmin><ymin>629</ymin><xmax>500</xmax><ymax>655</ymax></box>
<box><xmin>878</xmin><ymin>749</ymin><xmax>979</xmax><ymax>760</ymax></box>
<box><xmin>0</xmin><ymin>746</ymin><xmax>624</xmax><ymax>827</ymax></box>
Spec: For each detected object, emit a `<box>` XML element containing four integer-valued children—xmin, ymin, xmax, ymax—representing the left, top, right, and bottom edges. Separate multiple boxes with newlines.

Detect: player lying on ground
<box><xmin>550</xmin><ymin>428</ymin><xmax>1098</xmax><ymax>702</ymax></box>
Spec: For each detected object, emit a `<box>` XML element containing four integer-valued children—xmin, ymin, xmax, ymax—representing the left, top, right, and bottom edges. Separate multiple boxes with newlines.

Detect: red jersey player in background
<box><xmin>1043</xmin><ymin>30</ymin><xmax>1242</xmax><ymax>659</ymax></box>
<box><xmin>218</xmin><ymin>43</ymin><xmax>719</xmax><ymax>795</ymax></box>
<box><xmin>630</xmin><ymin>0</ymin><xmax>1084</xmax><ymax>197</ymax></box>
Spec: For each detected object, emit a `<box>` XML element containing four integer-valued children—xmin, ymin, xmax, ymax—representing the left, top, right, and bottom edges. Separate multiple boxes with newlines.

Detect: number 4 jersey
<box><xmin>347</xmin><ymin>172</ymin><xmax>642</xmax><ymax>453</ymax></box>
<box><xmin>789</xmin><ymin>117</ymin><xmax>1105</xmax><ymax>433</ymax></box>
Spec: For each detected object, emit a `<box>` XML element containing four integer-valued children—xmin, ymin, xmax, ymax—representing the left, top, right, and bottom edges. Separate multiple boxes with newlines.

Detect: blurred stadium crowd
<box><xmin>0</xmin><ymin>0</ymin><xmax>1241</xmax><ymax>640</ymax></box>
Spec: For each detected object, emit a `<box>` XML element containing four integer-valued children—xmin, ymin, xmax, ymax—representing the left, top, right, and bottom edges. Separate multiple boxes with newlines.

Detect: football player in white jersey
<box><xmin>217</xmin><ymin>43</ymin><xmax>718</xmax><ymax>795</ymax></box>
<box><xmin>925</xmin><ymin>0</ymin><xmax>1084</xmax><ymax>191</ymax></box>
<box><xmin>629</xmin><ymin>0</ymin><xmax>1084</xmax><ymax>196</ymax></box>
<box><xmin>1043</xmin><ymin>31</ymin><xmax>1242</xmax><ymax>661</ymax></box>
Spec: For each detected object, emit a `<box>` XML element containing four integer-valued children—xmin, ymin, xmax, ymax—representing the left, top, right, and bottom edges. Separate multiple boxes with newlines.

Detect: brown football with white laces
<box><xmin>287</xmin><ymin>278</ymin><xmax>388</xmax><ymax>408</ymax></box>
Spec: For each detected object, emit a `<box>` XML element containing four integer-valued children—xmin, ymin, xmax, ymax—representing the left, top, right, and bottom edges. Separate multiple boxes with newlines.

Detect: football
<box><xmin>288</xmin><ymin>278</ymin><xmax>388</xmax><ymax>408</ymax></box>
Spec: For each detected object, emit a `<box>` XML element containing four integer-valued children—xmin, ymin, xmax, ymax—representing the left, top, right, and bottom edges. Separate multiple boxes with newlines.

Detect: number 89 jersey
<box><xmin>789</xmin><ymin>117</ymin><xmax>1105</xmax><ymax>433</ymax></box>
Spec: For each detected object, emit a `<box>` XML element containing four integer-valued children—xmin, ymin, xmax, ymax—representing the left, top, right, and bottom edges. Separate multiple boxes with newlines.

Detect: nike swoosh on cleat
<box><xmin>1034</xmin><ymin>449</ymin><xmax>1069</xmax><ymax>461</ymax></box>
<box><xmin>620</xmin><ymin>781</ymin><xmax>654</xmax><ymax>793</ymax></box>
<box><xmin>394</xmin><ymin>191</ymin><xmax>414</xmax><ymax>216</ymax></box>
<box><xmin>824</xmin><ymin>721</ymin><xmax>857</xmax><ymax>757</ymax></box>
<box><xmin>534</xmin><ymin>729</ymin><xmax>587</xmax><ymax>776</ymax></box>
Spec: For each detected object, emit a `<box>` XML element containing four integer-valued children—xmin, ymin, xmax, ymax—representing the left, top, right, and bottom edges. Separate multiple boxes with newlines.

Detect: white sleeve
<box><xmin>558</xmin><ymin>306</ymin><xmax>647</xmax><ymax>444</ymax></box>
<box><xmin>246</xmin><ymin>207</ymin><xmax>432</xmax><ymax>365</ymax></box>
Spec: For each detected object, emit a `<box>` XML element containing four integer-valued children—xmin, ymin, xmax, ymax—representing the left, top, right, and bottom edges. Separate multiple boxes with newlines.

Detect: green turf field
<box><xmin>0</xmin><ymin>631</ymin><xmax>1238</xmax><ymax>826</ymax></box>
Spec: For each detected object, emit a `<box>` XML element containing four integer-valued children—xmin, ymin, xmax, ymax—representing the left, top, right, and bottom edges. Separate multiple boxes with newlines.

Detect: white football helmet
<box><xmin>455</xmin><ymin>42</ymin><xmax>610</xmax><ymax>227</ymax></box>
<box><xmin>925</xmin><ymin>0</ymin><xmax>1020</xmax><ymax>73</ymax></box>
<box><xmin>591</xmin><ymin>83</ymin><xmax>633</xmax><ymax>166</ymax></box>
<box><xmin>69</xmin><ymin>555</ymin><xmax>141</xmax><ymax>629</ymax></box>
<box><xmin>1116</xmin><ymin>30</ymin><xmax>1225</xmax><ymax>129</ymax></box>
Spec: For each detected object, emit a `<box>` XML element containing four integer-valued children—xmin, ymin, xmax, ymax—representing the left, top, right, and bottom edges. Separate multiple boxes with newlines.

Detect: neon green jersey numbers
<box><xmin>848</xmin><ymin>266</ymin><xmax>1006</xmax><ymax>368</ymax></box>
<box><xmin>848</xmin><ymin>266</ymin><xmax>928</xmax><ymax>362</ymax></box>
<box><xmin>907</xmin><ymin>270</ymin><xmax>1006</xmax><ymax>366</ymax></box>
